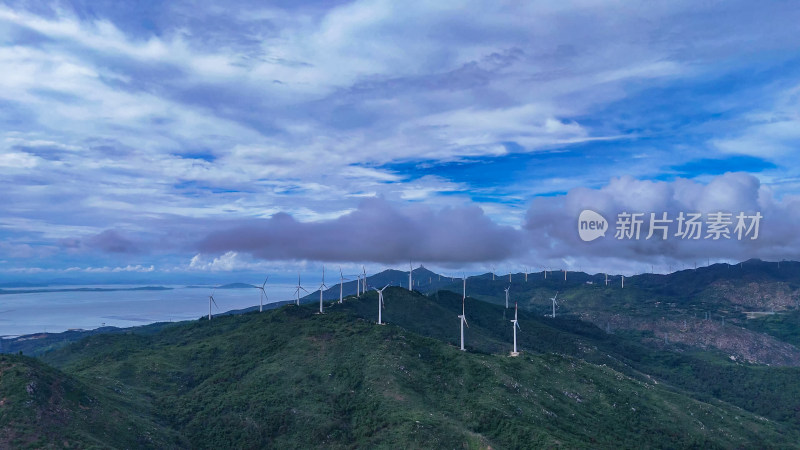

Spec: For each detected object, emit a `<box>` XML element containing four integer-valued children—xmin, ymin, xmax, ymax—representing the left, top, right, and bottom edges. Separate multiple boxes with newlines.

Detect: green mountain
<box><xmin>1</xmin><ymin>288</ymin><xmax>792</xmax><ymax>448</ymax></box>
<box><xmin>3</xmin><ymin>261</ymin><xmax>800</xmax><ymax>447</ymax></box>
<box><xmin>0</xmin><ymin>353</ymin><xmax>185</xmax><ymax>449</ymax></box>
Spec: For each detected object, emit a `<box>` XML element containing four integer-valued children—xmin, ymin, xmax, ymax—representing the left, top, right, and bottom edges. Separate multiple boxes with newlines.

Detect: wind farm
<box><xmin>3</xmin><ymin>1</ymin><xmax>800</xmax><ymax>448</ymax></box>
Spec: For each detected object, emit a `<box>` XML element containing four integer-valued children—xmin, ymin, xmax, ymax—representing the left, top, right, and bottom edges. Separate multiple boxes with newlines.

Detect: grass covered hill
<box><xmin>22</xmin><ymin>289</ymin><xmax>800</xmax><ymax>449</ymax></box>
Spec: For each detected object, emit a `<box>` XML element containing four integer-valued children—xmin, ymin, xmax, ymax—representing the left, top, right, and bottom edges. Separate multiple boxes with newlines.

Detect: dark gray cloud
<box><xmin>73</xmin><ymin>229</ymin><xmax>141</xmax><ymax>254</ymax></box>
<box><xmin>197</xmin><ymin>198</ymin><xmax>522</xmax><ymax>263</ymax></box>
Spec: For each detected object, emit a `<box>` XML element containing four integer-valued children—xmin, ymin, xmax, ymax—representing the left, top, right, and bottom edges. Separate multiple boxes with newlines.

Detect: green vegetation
<box><xmin>0</xmin><ymin>353</ymin><xmax>185</xmax><ymax>449</ymax></box>
<box><xmin>19</xmin><ymin>291</ymin><xmax>798</xmax><ymax>448</ymax></box>
<box><xmin>3</xmin><ymin>261</ymin><xmax>800</xmax><ymax>448</ymax></box>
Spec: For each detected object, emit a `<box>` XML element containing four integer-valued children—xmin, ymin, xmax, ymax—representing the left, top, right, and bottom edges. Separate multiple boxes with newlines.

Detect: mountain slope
<box><xmin>38</xmin><ymin>293</ymin><xmax>800</xmax><ymax>449</ymax></box>
<box><xmin>0</xmin><ymin>354</ymin><xmax>185</xmax><ymax>449</ymax></box>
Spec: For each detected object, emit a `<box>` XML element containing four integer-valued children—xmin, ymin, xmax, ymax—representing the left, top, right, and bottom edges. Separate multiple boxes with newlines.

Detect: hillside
<box><xmin>30</xmin><ymin>290</ymin><xmax>800</xmax><ymax>449</ymax></box>
<box><xmin>426</xmin><ymin>260</ymin><xmax>800</xmax><ymax>366</ymax></box>
<box><xmin>0</xmin><ymin>354</ymin><xmax>185</xmax><ymax>449</ymax></box>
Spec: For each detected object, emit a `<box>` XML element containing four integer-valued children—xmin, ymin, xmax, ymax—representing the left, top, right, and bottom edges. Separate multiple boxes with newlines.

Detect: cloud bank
<box><xmin>524</xmin><ymin>173</ymin><xmax>799</xmax><ymax>272</ymax></box>
<box><xmin>195</xmin><ymin>198</ymin><xmax>522</xmax><ymax>264</ymax></box>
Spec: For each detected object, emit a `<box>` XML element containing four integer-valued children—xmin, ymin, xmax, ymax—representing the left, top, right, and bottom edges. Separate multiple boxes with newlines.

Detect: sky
<box><xmin>1</xmin><ymin>0</ymin><xmax>800</xmax><ymax>285</ymax></box>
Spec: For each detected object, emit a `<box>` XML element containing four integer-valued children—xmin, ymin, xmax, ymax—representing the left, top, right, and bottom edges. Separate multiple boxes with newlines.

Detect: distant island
<box><xmin>0</xmin><ymin>286</ymin><xmax>172</xmax><ymax>295</ymax></box>
<box><xmin>214</xmin><ymin>283</ymin><xmax>257</xmax><ymax>289</ymax></box>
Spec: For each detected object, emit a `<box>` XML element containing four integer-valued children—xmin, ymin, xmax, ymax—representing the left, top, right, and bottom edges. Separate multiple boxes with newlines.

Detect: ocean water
<box><xmin>0</xmin><ymin>284</ymin><xmax>298</xmax><ymax>337</ymax></box>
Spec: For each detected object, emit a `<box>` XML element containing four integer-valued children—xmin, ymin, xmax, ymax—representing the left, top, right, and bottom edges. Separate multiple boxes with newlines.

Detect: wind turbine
<box><xmin>408</xmin><ymin>263</ymin><xmax>413</xmax><ymax>291</ymax></box>
<box><xmin>605</xmin><ymin>273</ymin><xmax>608</xmax><ymax>286</ymax></box>
<box><xmin>362</xmin><ymin>266</ymin><xmax>367</xmax><ymax>293</ymax></box>
<box><xmin>374</xmin><ymin>284</ymin><xmax>390</xmax><ymax>324</ymax></box>
<box><xmin>255</xmin><ymin>276</ymin><xmax>269</xmax><ymax>312</ymax></box>
<box><xmin>621</xmin><ymin>275</ymin><xmax>625</xmax><ymax>289</ymax></box>
<box><xmin>458</xmin><ymin>275</ymin><xmax>468</xmax><ymax>351</ymax></box>
<box><xmin>510</xmin><ymin>302</ymin><xmax>521</xmax><ymax>356</ymax></box>
<box><xmin>503</xmin><ymin>285</ymin><xmax>510</xmax><ymax>309</ymax></box>
<box><xmin>550</xmin><ymin>292</ymin><xmax>559</xmax><ymax>318</ymax></box>
<box><xmin>317</xmin><ymin>266</ymin><xmax>328</xmax><ymax>314</ymax></box>
<box><xmin>356</xmin><ymin>273</ymin><xmax>361</xmax><ymax>297</ymax></box>
<box><xmin>524</xmin><ymin>266</ymin><xmax>528</xmax><ymax>282</ymax></box>
<box><xmin>338</xmin><ymin>267</ymin><xmax>349</xmax><ymax>304</ymax></box>
<box><xmin>294</xmin><ymin>273</ymin><xmax>308</xmax><ymax>306</ymax></box>
<box><xmin>208</xmin><ymin>290</ymin><xmax>218</xmax><ymax>321</ymax></box>
<box><xmin>491</xmin><ymin>265</ymin><xmax>496</xmax><ymax>281</ymax></box>
<box><xmin>508</xmin><ymin>271</ymin><xmax>512</xmax><ymax>283</ymax></box>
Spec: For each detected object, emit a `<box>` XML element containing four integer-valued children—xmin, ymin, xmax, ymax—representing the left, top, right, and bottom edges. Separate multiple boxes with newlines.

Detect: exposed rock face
<box><xmin>709</xmin><ymin>280</ymin><xmax>800</xmax><ymax>310</ymax></box>
<box><xmin>583</xmin><ymin>313</ymin><xmax>800</xmax><ymax>366</ymax></box>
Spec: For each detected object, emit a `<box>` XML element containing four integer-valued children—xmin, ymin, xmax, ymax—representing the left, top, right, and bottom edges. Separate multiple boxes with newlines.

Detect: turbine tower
<box><xmin>338</xmin><ymin>267</ymin><xmax>350</xmax><ymax>304</ymax></box>
<box><xmin>374</xmin><ymin>284</ymin><xmax>390</xmax><ymax>324</ymax></box>
<box><xmin>294</xmin><ymin>273</ymin><xmax>308</xmax><ymax>306</ymax></box>
<box><xmin>621</xmin><ymin>275</ymin><xmax>625</xmax><ymax>289</ymax></box>
<box><xmin>356</xmin><ymin>273</ymin><xmax>361</xmax><ymax>297</ymax></box>
<box><xmin>208</xmin><ymin>290</ymin><xmax>218</xmax><ymax>321</ymax></box>
<box><xmin>459</xmin><ymin>275</ymin><xmax>468</xmax><ymax>351</ymax></box>
<box><xmin>491</xmin><ymin>265</ymin><xmax>496</xmax><ymax>281</ymax></box>
<box><xmin>503</xmin><ymin>285</ymin><xmax>510</xmax><ymax>309</ymax></box>
<box><xmin>550</xmin><ymin>292</ymin><xmax>559</xmax><ymax>318</ymax></box>
<box><xmin>408</xmin><ymin>263</ymin><xmax>413</xmax><ymax>291</ymax></box>
<box><xmin>255</xmin><ymin>276</ymin><xmax>269</xmax><ymax>312</ymax></box>
<box><xmin>317</xmin><ymin>266</ymin><xmax>328</xmax><ymax>314</ymax></box>
<box><xmin>362</xmin><ymin>266</ymin><xmax>367</xmax><ymax>293</ymax></box>
<box><xmin>510</xmin><ymin>302</ymin><xmax>521</xmax><ymax>356</ymax></box>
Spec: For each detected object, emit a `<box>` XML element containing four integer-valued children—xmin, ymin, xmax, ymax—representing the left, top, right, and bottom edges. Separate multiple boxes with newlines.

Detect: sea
<box><xmin>0</xmin><ymin>284</ymin><xmax>298</xmax><ymax>337</ymax></box>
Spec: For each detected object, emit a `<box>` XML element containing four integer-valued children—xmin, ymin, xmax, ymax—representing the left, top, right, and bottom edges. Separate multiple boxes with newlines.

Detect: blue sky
<box><xmin>1</xmin><ymin>1</ymin><xmax>800</xmax><ymax>284</ymax></box>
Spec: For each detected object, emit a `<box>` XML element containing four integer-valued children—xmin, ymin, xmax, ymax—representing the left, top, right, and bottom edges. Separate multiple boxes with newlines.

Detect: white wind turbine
<box><xmin>317</xmin><ymin>266</ymin><xmax>328</xmax><ymax>314</ymax></box>
<box><xmin>338</xmin><ymin>267</ymin><xmax>350</xmax><ymax>304</ymax></box>
<box><xmin>524</xmin><ymin>266</ymin><xmax>528</xmax><ymax>282</ymax></box>
<box><xmin>458</xmin><ymin>275</ymin><xmax>469</xmax><ymax>351</ymax></box>
<box><xmin>491</xmin><ymin>265</ymin><xmax>496</xmax><ymax>281</ymax></box>
<box><xmin>374</xmin><ymin>284</ymin><xmax>390</xmax><ymax>324</ymax></box>
<box><xmin>550</xmin><ymin>292</ymin><xmax>559</xmax><ymax>318</ymax></box>
<box><xmin>362</xmin><ymin>266</ymin><xmax>367</xmax><ymax>293</ymax></box>
<box><xmin>294</xmin><ymin>273</ymin><xmax>308</xmax><ymax>306</ymax></box>
<box><xmin>208</xmin><ymin>289</ymin><xmax>218</xmax><ymax>321</ymax></box>
<box><xmin>255</xmin><ymin>276</ymin><xmax>269</xmax><ymax>312</ymax></box>
<box><xmin>408</xmin><ymin>263</ymin><xmax>414</xmax><ymax>291</ymax></box>
<box><xmin>510</xmin><ymin>302</ymin><xmax>521</xmax><ymax>356</ymax></box>
<box><xmin>503</xmin><ymin>285</ymin><xmax>510</xmax><ymax>309</ymax></box>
